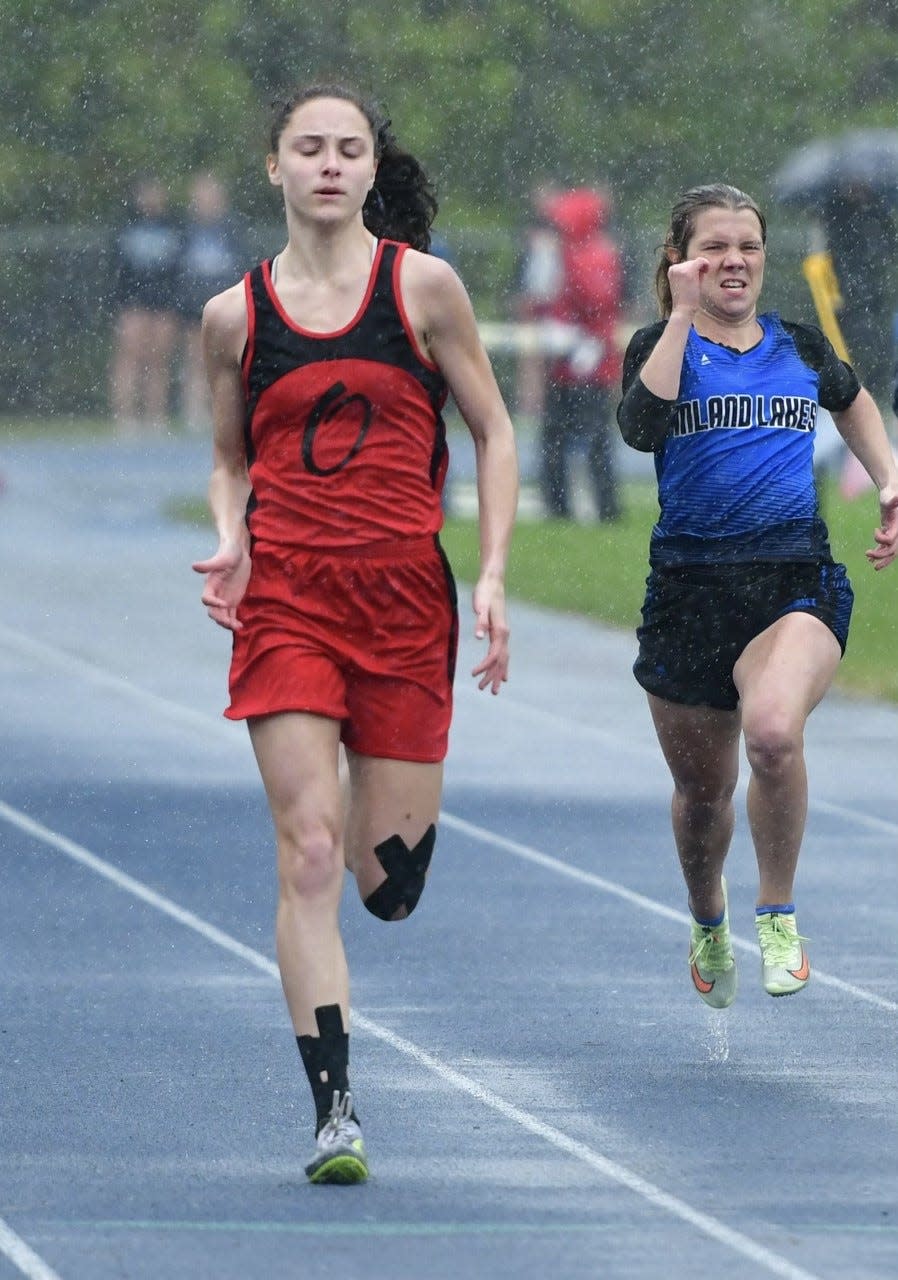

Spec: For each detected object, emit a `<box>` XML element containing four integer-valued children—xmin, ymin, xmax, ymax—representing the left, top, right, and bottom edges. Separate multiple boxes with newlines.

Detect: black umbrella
<box><xmin>773</xmin><ymin>128</ymin><xmax>898</xmax><ymax>204</ymax></box>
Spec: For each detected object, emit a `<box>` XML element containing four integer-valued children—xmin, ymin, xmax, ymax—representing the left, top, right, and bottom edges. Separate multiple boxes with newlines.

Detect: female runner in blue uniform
<box><xmin>617</xmin><ymin>184</ymin><xmax>898</xmax><ymax>1008</ymax></box>
<box><xmin>192</xmin><ymin>85</ymin><xmax>518</xmax><ymax>1183</ymax></box>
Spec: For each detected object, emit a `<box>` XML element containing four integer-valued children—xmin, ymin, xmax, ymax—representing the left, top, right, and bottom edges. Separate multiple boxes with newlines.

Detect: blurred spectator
<box><xmin>108</xmin><ymin>176</ymin><xmax>181</xmax><ymax>437</ymax></box>
<box><xmin>819</xmin><ymin>182</ymin><xmax>898</xmax><ymax>408</ymax></box>
<box><xmin>513</xmin><ymin>185</ymin><xmax>563</xmax><ymax>427</ymax></box>
<box><xmin>540</xmin><ymin>187</ymin><xmax>624</xmax><ymax>521</ymax></box>
<box><xmin>177</xmin><ymin>172</ymin><xmax>248</xmax><ymax>432</ymax></box>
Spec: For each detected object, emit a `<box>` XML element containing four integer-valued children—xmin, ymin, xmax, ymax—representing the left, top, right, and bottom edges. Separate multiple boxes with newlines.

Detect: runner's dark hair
<box><xmin>269</xmin><ymin>83</ymin><xmax>438</xmax><ymax>251</ymax></box>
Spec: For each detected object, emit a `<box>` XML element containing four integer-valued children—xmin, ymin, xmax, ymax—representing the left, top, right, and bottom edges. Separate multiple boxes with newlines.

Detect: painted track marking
<box><xmin>1</xmin><ymin>799</ymin><xmax>824</xmax><ymax>1280</ymax></box>
<box><xmin>0</xmin><ymin>1217</ymin><xmax>64</xmax><ymax>1280</ymax></box>
<box><xmin>2</xmin><ymin>620</ymin><xmax>895</xmax><ymax>1013</ymax></box>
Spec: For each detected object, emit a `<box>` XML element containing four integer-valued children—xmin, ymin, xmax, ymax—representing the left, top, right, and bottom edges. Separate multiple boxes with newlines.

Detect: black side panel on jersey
<box><xmin>781</xmin><ymin>320</ymin><xmax>861</xmax><ymax>411</ymax></box>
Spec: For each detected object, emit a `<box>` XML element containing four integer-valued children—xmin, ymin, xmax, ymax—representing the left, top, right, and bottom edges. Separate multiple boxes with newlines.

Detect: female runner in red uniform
<box><xmin>192</xmin><ymin>84</ymin><xmax>518</xmax><ymax>1184</ymax></box>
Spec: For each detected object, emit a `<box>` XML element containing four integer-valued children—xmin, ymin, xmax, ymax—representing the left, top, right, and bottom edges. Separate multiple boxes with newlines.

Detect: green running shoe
<box><xmin>688</xmin><ymin>878</ymin><xmax>737</xmax><ymax>1008</ymax></box>
<box><xmin>305</xmin><ymin>1091</ymin><xmax>369</xmax><ymax>1185</ymax></box>
<box><xmin>755</xmin><ymin>911</ymin><xmax>810</xmax><ymax>997</ymax></box>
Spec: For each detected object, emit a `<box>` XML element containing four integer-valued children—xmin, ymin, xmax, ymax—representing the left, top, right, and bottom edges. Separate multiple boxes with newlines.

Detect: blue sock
<box><xmin>692</xmin><ymin>906</ymin><xmax>725</xmax><ymax>928</ymax></box>
<box><xmin>756</xmin><ymin>903</ymin><xmax>794</xmax><ymax>916</ymax></box>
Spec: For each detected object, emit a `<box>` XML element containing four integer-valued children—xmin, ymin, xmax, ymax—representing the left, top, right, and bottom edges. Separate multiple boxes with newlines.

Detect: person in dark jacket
<box><xmin>820</xmin><ymin>181</ymin><xmax>897</xmax><ymax>407</ymax></box>
<box><xmin>108</xmin><ymin>176</ymin><xmax>181</xmax><ymax>436</ymax></box>
<box><xmin>176</xmin><ymin>172</ymin><xmax>248</xmax><ymax>431</ymax></box>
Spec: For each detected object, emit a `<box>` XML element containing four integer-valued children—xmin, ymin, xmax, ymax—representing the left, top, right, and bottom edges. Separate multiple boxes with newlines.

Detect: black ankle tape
<box><xmin>296</xmin><ymin>1004</ymin><xmax>350</xmax><ymax>1122</ymax></box>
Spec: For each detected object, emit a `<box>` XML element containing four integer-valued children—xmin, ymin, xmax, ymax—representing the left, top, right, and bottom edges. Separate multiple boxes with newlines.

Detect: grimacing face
<box><xmin>683</xmin><ymin>206</ymin><xmax>766</xmax><ymax>325</ymax></box>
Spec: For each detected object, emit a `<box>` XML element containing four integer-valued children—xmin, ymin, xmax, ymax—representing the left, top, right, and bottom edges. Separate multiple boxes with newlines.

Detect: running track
<box><xmin>0</xmin><ymin>436</ymin><xmax>895</xmax><ymax>1280</ymax></box>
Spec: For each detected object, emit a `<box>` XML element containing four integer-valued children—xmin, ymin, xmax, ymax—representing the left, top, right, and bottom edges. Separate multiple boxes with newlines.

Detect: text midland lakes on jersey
<box><xmin>672</xmin><ymin>393</ymin><xmax>819</xmax><ymax>437</ymax></box>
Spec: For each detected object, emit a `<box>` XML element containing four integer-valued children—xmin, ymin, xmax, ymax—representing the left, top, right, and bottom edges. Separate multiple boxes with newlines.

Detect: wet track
<box><xmin>1</xmin><ymin>435</ymin><xmax>896</xmax><ymax>1280</ymax></box>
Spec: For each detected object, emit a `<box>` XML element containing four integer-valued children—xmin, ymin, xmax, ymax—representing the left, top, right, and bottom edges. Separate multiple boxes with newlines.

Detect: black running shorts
<box><xmin>633</xmin><ymin>560</ymin><xmax>854</xmax><ymax>710</ymax></box>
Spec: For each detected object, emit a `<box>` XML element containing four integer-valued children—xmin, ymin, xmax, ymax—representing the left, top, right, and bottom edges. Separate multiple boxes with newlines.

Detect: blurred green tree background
<box><xmin>3</xmin><ymin>0</ymin><xmax>898</xmax><ymax>413</ymax></box>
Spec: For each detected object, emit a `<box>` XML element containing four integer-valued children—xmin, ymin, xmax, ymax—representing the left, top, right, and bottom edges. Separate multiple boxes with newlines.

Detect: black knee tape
<box><xmin>363</xmin><ymin>824</ymin><xmax>436</xmax><ymax>921</ymax></box>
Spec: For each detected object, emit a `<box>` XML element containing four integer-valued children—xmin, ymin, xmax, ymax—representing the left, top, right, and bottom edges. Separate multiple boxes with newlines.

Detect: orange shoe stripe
<box><xmin>691</xmin><ymin>962</ymin><xmax>714</xmax><ymax>994</ymax></box>
<box><xmin>789</xmin><ymin>948</ymin><xmax>810</xmax><ymax>981</ymax></box>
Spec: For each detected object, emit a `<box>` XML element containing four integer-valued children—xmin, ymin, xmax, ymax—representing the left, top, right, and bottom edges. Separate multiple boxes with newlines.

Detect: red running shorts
<box><xmin>225</xmin><ymin>536</ymin><xmax>458</xmax><ymax>762</ymax></box>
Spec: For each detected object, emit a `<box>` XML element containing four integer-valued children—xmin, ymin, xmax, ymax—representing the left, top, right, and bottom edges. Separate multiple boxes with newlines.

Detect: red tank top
<box><xmin>241</xmin><ymin>240</ymin><xmax>449</xmax><ymax>550</ymax></box>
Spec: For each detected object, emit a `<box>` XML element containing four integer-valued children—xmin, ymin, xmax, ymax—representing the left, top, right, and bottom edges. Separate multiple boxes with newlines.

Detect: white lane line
<box><xmin>2</xmin><ymin>621</ymin><xmax>896</xmax><ymax>1011</ymax></box>
<box><xmin>810</xmin><ymin>798</ymin><xmax>898</xmax><ymax>837</ymax></box>
<box><xmin>455</xmin><ymin>682</ymin><xmax>658</xmax><ymax>757</ymax></box>
<box><xmin>0</xmin><ymin>802</ymin><xmax>278</xmax><ymax>982</ymax></box>
<box><xmin>0</xmin><ymin>624</ymin><xmax>239</xmax><ymax>743</ymax></box>
<box><xmin>0</xmin><ymin>799</ymin><xmax>822</xmax><ymax>1280</ymax></box>
<box><xmin>439</xmin><ymin>813</ymin><xmax>898</xmax><ymax>1013</ymax></box>
<box><xmin>3</xmin><ymin>620</ymin><xmax>897</xmax><ymax>837</ymax></box>
<box><xmin>0</xmin><ymin>1217</ymin><xmax>63</xmax><ymax>1280</ymax></box>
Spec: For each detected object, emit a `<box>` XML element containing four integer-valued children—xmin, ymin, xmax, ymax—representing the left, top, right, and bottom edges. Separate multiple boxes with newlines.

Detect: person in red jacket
<box><xmin>540</xmin><ymin>187</ymin><xmax>624</xmax><ymax>521</ymax></box>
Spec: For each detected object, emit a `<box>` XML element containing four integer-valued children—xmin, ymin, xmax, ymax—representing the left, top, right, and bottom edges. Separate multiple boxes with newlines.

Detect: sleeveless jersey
<box><xmin>620</xmin><ymin>313</ymin><xmax>860</xmax><ymax>566</ymax></box>
<box><xmin>241</xmin><ymin>240</ymin><xmax>449</xmax><ymax>550</ymax></box>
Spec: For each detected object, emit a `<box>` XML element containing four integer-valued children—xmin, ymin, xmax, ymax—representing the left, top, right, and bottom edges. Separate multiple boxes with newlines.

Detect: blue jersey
<box><xmin>618</xmin><ymin>314</ymin><xmax>861</xmax><ymax>566</ymax></box>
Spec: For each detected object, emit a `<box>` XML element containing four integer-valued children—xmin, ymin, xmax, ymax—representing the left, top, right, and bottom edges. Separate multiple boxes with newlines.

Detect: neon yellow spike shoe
<box><xmin>688</xmin><ymin>878</ymin><xmax>737</xmax><ymax>1009</ymax></box>
<box><xmin>755</xmin><ymin>910</ymin><xmax>810</xmax><ymax>997</ymax></box>
<box><xmin>305</xmin><ymin>1091</ymin><xmax>369</xmax><ymax>1185</ymax></box>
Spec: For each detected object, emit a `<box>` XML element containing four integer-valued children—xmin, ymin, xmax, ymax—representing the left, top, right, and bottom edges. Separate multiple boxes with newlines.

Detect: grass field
<box><xmin>1</xmin><ymin>416</ymin><xmax>116</xmax><ymax>438</ymax></box>
<box><xmin>170</xmin><ymin>477</ymin><xmax>896</xmax><ymax>703</ymax></box>
<box><xmin>439</xmin><ymin>478</ymin><xmax>898</xmax><ymax>704</ymax></box>
<box><xmin>5</xmin><ymin>416</ymin><xmax>894</xmax><ymax>703</ymax></box>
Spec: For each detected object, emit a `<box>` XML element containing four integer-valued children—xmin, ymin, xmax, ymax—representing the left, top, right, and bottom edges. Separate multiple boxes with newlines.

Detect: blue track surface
<box><xmin>0</xmin><ymin>436</ymin><xmax>895</xmax><ymax>1280</ymax></box>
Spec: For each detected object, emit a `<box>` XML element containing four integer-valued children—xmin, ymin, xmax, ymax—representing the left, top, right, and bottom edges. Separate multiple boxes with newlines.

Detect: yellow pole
<box><xmin>800</xmin><ymin>251</ymin><xmax>851</xmax><ymax>361</ymax></box>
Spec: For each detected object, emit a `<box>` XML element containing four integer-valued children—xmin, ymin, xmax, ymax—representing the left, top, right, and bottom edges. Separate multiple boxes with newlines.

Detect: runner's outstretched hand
<box><xmin>866</xmin><ymin>485</ymin><xmax>898</xmax><ymax>570</ymax></box>
<box><xmin>192</xmin><ymin>540</ymin><xmax>252</xmax><ymax>631</ymax></box>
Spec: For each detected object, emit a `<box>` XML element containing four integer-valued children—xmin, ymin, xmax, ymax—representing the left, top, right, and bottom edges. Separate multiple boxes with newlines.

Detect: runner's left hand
<box><xmin>471</xmin><ymin>576</ymin><xmax>510</xmax><ymax>694</ymax></box>
<box><xmin>866</xmin><ymin>486</ymin><xmax>898</xmax><ymax>570</ymax></box>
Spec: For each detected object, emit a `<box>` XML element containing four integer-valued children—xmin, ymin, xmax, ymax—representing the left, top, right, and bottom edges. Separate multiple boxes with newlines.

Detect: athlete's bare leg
<box><xmin>109</xmin><ymin>310</ymin><xmax>146</xmax><ymax>428</ymax></box>
<box><xmin>734</xmin><ymin>611</ymin><xmax>840</xmax><ymax>907</ymax></box>
<box><xmin>343</xmin><ymin>751</ymin><xmax>444</xmax><ymax>914</ymax></box>
<box><xmin>647</xmin><ymin>694</ymin><xmax>741</xmax><ymax>922</ymax></box>
<box><xmin>248</xmin><ymin>712</ymin><xmax>349</xmax><ymax>1035</ymax></box>
<box><xmin>110</xmin><ymin>309</ymin><xmax>177</xmax><ymax>432</ymax></box>
<box><xmin>143</xmin><ymin>312</ymin><xmax>178</xmax><ymax>430</ymax></box>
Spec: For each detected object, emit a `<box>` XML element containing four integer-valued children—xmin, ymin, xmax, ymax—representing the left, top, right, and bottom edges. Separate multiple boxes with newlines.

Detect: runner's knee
<box><xmin>278</xmin><ymin>822</ymin><xmax>343</xmax><ymax>900</ymax></box>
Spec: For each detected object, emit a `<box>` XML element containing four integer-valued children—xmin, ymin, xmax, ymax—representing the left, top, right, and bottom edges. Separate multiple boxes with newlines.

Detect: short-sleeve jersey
<box><xmin>241</xmin><ymin>240</ymin><xmax>449</xmax><ymax>550</ymax></box>
<box><xmin>621</xmin><ymin>313</ymin><xmax>860</xmax><ymax>566</ymax></box>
